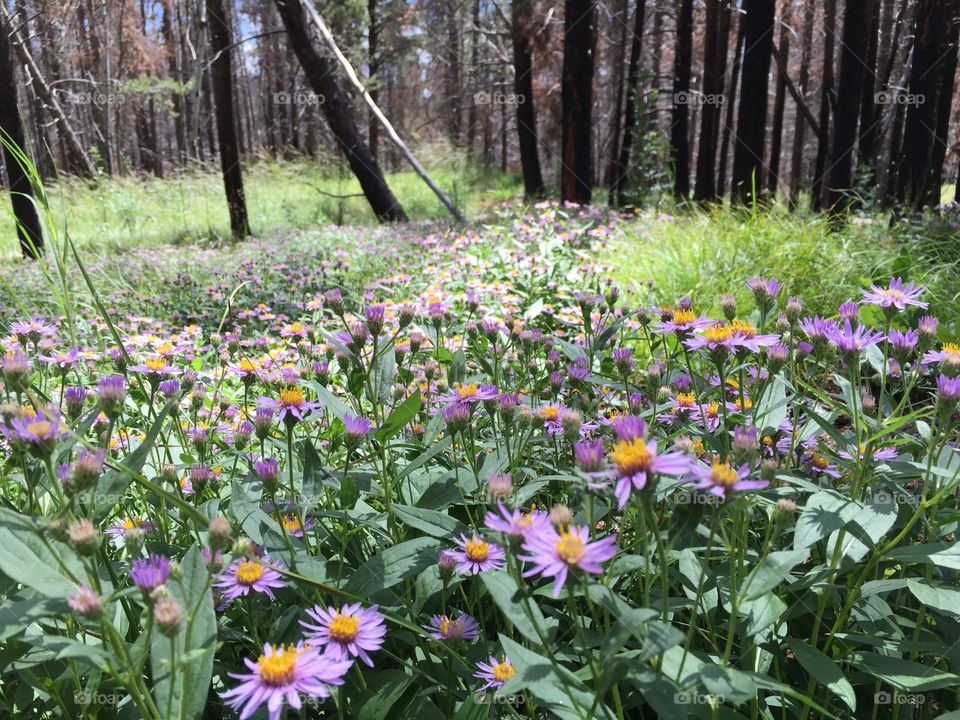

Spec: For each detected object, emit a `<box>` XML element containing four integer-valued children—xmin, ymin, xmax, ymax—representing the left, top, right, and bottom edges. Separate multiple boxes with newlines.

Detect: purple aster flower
<box><xmin>474</xmin><ymin>656</ymin><xmax>516</xmax><ymax>691</ymax></box>
<box><xmin>653</xmin><ymin>307</ymin><xmax>713</xmax><ymax>335</ymax></box>
<box><xmin>936</xmin><ymin>374</ymin><xmax>960</xmax><ymax>403</ymax></box>
<box><xmin>484</xmin><ymin>503</ymin><xmax>549</xmax><ymax>542</ymax></box>
<box><xmin>449</xmin><ymin>533</ymin><xmax>506</xmax><ymax>574</ymax></box>
<box><xmin>888</xmin><ymin>329</ymin><xmax>919</xmax><ymax>358</ymax></box>
<box><xmin>438</xmin><ymin>383</ymin><xmax>499</xmax><ymax>405</ymax></box>
<box><xmin>300</xmin><ymin>603</ymin><xmax>386</xmax><ymax>667</ymax></box>
<box><xmin>838</xmin><ymin>301</ymin><xmax>860</xmax><ymax>322</ymax></box>
<box><xmin>343</xmin><ymin>414</ymin><xmax>373</xmax><ymax>443</ymax></box>
<box><xmin>39</xmin><ymin>347</ymin><xmax>80</xmax><ymax>372</ymax></box>
<box><xmin>838</xmin><ymin>444</ymin><xmax>898</xmax><ymax>463</ymax></box>
<box><xmin>862</xmin><ymin>277</ymin><xmax>928</xmax><ymax>310</ymax></box>
<box><xmin>691</xmin><ymin>459</ymin><xmax>767</xmax><ymax>499</ymax></box>
<box><xmin>96</xmin><ymin>374</ymin><xmax>127</xmax><ymax>416</ymax></box>
<box><xmin>159</xmin><ymin>378</ymin><xmax>181</xmax><ymax>398</ymax></box>
<box><xmin>610</xmin><ymin>413</ymin><xmax>647</xmax><ymax>442</ymax></box>
<box><xmin>803</xmin><ymin>448</ymin><xmax>842</xmax><ymax>479</ymax></box>
<box><xmin>574</xmin><ymin>438</ymin><xmax>606</xmax><ymax>472</ymax></box>
<box><xmin>68</xmin><ymin>585</ymin><xmax>103</xmax><ymax>619</ymax></box>
<box><xmin>826</xmin><ymin>320</ymin><xmax>886</xmax><ymax>356</ymax></box>
<box><xmin>130</xmin><ymin>555</ymin><xmax>170</xmax><ymax>594</ymax></box>
<box><xmin>215</xmin><ymin>555</ymin><xmax>286</xmax><ymax>601</ymax></box>
<box><xmin>421</xmin><ymin>613</ymin><xmax>480</xmax><ymax>643</ymax></box>
<box><xmin>106</xmin><ymin>515</ymin><xmax>154</xmax><ymax>538</ymax></box>
<box><xmin>3</xmin><ymin>406</ymin><xmax>68</xmax><ymax>457</ymax></box>
<box><xmin>220</xmin><ymin>642</ymin><xmax>352</xmax><ymax>720</ymax></box>
<box><xmin>364</xmin><ymin>304</ymin><xmax>386</xmax><ymax>336</ymax></box>
<box><xmin>442</xmin><ymin>403</ymin><xmax>471</xmax><ymax>434</ymax></box>
<box><xmin>253</xmin><ymin>456</ymin><xmax>280</xmax><ymax>488</ymax></box>
<box><xmin>922</xmin><ymin>343</ymin><xmax>960</xmax><ymax>372</ymax></box>
<box><xmin>798</xmin><ymin>316</ymin><xmax>840</xmax><ymax>348</ymax></box>
<box><xmin>10</xmin><ymin>317</ymin><xmax>57</xmax><ymax>343</ymax></box>
<box><xmin>609</xmin><ymin>436</ymin><xmax>693</xmax><ymax>508</ymax></box>
<box><xmin>519</xmin><ymin>523</ymin><xmax>618</xmax><ymax>598</ymax></box>
<box><xmin>257</xmin><ymin>387</ymin><xmax>320</xmax><ymax>425</ymax></box>
<box><xmin>536</xmin><ymin>403</ymin><xmax>568</xmax><ymax>436</ymax></box>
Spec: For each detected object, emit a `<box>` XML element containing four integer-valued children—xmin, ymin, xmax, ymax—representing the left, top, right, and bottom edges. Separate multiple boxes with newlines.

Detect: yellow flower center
<box><xmin>672</xmin><ymin>308</ymin><xmax>695</xmax><ymax>325</ymax></box>
<box><xmin>280</xmin><ymin>515</ymin><xmax>302</xmax><ymax>533</ymax></box>
<box><xmin>555</xmin><ymin>530</ymin><xmax>586</xmax><ymax>565</ymax></box>
<box><xmin>439</xmin><ymin>616</ymin><xmax>467</xmax><ymax>638</ymax></box>
<box><xmin>610</xmin><ymin>438</ymin><xmax>653</xmax><ymax>475</ymax></box>
<box><xmin>540</xmin><ymin>406</ymin><xmax>560</xmax><ymax>421</ymax></box>
<box><xmin>731</xmin><ymin>320</ymin><xmax>757</xmax><ymax>339</ymax></box>
<box><xmin>943</xmin><ymin>343</ymin><xmax>960</xmax><ymax>362</ymax></box>
<box><xmin>810</xmin><ymin>452</ymin><xmax>830</xmax><ymax>470</ymax></box>
<box><xmin>492</xmin><ymin>660</ymin><xmax>516</xmax><ymax>683</ymax></box>
<box><xmin>235</xmin><ymin>560</ymin><xmax>264</xmax><ymax>585</ymax></box>
<box><xmin>733</xmin><ymin>397</ymin><xmax>752</xmax><ymax>412</ymax></box>
<box><xmin>676</xmin><ymin>392</ymin><xmax>697</xmax><ymax>407</ymax></box>
<box><xmin>704</xmin><ymin>323</ymin><xmax>733</xmax><ymax>344</ymax></box>
<box><xmin>456</xmin><ymin>383</ymin><xmax>479</xmax><ymax>400</ymax></box>
<box><xmin>289</xmin><ymin>322</ymin><xmax>304</xmax><ymax>334</ymax></box>
<box><xmin>25</xmin><ymin>420</ymin><xmax>52</xmax><ymax>437</ymax></box>
<box><xmin>884</xmin><ymin>289</ymin><xmax>905</xmax><ymax>300</ymax></box>
<box><xmin>145</xmin><ymin>357</ymin><xmax>168</xmax><ymax>372</ymax></box>
<box><xmin>328</xmin><ymin>613</ymin><xmax>360</xmax><ymax>643</ymax></box>
<box><xmin>279</xmin><ymin>387</ymin><xmax>304</xmax><ymax>407</ymax></box>
<box><xmin>257</xmin><ymin>645</ymin><xmax>301</xmax><ymax>686</ymax></box>
<box><xmin>706</xmin><ymin>402</ymin><xmax>720</xmax><ymax>417</ymax></box>
<box><xmin>239</xmin><ymin>358</ymin><xmax>258</xmax><ymax>373</ymax></box>
<box><xmin>122</xmin><ymin>516</ymin><xmax>143</xmax><ymax>530</ymax></box>
<box><xmin>710</xmin><ymin>459</ymin><xmax>739</xmax><ymax>487</ymax></box>
<box><xmin>157</xmin><ymin>342</ymin><xmax>175</xmax><ymax>355</ymax></box>
<box><xmin>464</xmin><ymin>537</ymin><xmax>490</xmax><ymax>562</ymax></box>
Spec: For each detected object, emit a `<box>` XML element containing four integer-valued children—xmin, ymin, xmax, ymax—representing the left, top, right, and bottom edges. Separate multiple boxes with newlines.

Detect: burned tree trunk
<box><xmin>694</xmin><ymin>0</ymin><xmax>723</xmax><ymax>202</ymax></box>
<box><xmin>731</xmin><ymin>0</ymin><xmax>775</xmax><ymax>204</ymax></box>
<box><xmin>274</xmin><ymin>0</ymin><xmax>407</xmax><ymax>222</ymax></box>
<box><xmin>610</xmin><ymin>0</ymin><xmax>646</xmax><ymax>207</ymax></box>
<box><xmin>561</xmin><ymin>0</ymin><xmax>597</xmax><ymax>204</ymax></box>
<box><xmin>0</xmin><ymin>15</ymin><xmax>44</xmax><ymax>259</ymax></box>
<box><xmin>670</xmin><ymin>0</ymin><xmax>694</xmax><ymax>199</ymax></box>
<box><xmin>512</xmin><ymin>0</ymin><xmax>545</xmax><ymax>197</ymax></box>
<box><xmin>207</xmin><ymin>0</ymin><xmax>250</xmax><ymax>238</ymax></box>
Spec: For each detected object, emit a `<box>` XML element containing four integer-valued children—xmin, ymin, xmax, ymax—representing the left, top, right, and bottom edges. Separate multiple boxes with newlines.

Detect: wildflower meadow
<box><xmin>1</xmin><ymin>203</ymin><xmax>959</xmax><ymax>720</ymax></box>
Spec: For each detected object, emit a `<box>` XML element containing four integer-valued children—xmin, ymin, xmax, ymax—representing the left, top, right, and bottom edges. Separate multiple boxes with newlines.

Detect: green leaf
<box><xmin>306</xmin><ymin>380</ymin><xmax>351</xmax><ymax>420</ymax></box>
<box><xmin>376</xmin><ymin>390</ymin><xmax>421</xmax><ymax>442</ymax></box>
<box><xmin>849</xmin><ymin>652</ymin><xmax>960</xmax><ymax>692</ymax></box>
<box><xmin>906</xmin><ymin>580</ymin><xmax>960</xmax><ymax>615</ymax></box>
<box><xmin>392</xmin><ymin>504</ymin><xmax>466</xmax><ymax>538</ymax></box>
<box><xmin>786</xmin><ymin>639</ymin><xmax>856</xmax><ymax>711</ymax></box>
<box><xmin>151</xmin><ymin>545</ymin><xmax>217</xmax><ymax>720</ymax></box>
<box><xmin>498</xmin><ymin>635</ymin><xmax>615</xmax><ymax>720</ymax></box>
<box><xmin>885</xmin><ymin>543</ymin><xmax>960</xmax><ymax>570</ymax></box>
<box><xmin>741</xmin><ymin>594</ymin><xmax>787</xmax><ymax>636</ymax></box>
<box><xmin>638</xmin><ymin>621</ymin><xmax>684</xmax><ymax>662</ymax></box>
<box><xmin>739</xmin><ymin>550</ymin><xmax>808</xmax><ymax>601</ymax></box>
<box><xmin>699</xmin><ymin>664</ymin><xmax>757</xmax><ymax>704</ymax></box>
<box><xmin>794</xmin><ymin>490</ymin><xmax>861</xmax><ymax>551</ymax></box>
<box><xmin>93</xmin><ymin>402</ymin><xmax>173</xmax><ymax>520</ymax></box>
<box><xmin>481</xmin><ymin>571</ymin><xmax>550</xmax><ymax>647</ymax></box>
<box><xmin>0</xmin><ymin>508</ymin><xmax>84</xmax><ymax>598</ymax></box>
<box><xmin>355</xmin><ymin>669</ymin><xmax>413</xmax><ymax>720</ymax></box>
<box><xmin>344</xmin><ymin>537</ymin><xmax>442</xmax><ymax>597</ymax></box>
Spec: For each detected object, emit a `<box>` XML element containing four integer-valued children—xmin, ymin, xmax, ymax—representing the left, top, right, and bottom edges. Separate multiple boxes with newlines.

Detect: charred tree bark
<box><xmin>274</xmin><ymin>0</ymin><xmax>407</xmax><ymax>222</ymax></box>
<box><xmin>898</xmin><ymin>0</ymin><xmax>958</xmax><ymax>208</ymax></box>
<box><xmin>826</xmin><ymin>0</ymin><xmax>873</xmax><ymax>212</ymax></box>
<box><xmin>718</xmin><ymin>10</ymin><xmax>745</xmax><ymax>199</ymax></box>
<box><xmin>207</xmin><ymin>0</ymin><xmax>250</xmax><ymax>238</ymax></box>
<box><xmin>0</xmin><ymin>16</ymin><xmax>44</xmax><ymax>259</ymax></box>
<box><xmin>811</xmin><ymin>0</ymin><xmax>837</xmax><ymax>210</ymax></box>
<box><xmin>561</xmin><ymin>0</ymin><xmax>596</xmax><ymax>204</ymax></box>
<box><xmin>731</xmin><ymin>0</ymin><xmax>774</xmax><ymax>205</ymax></box>
<box><xmin>669</xmin><ymin>0</ymin><xmax>694</xmax><ymax>199</ymax></box>
<box><xmin>767</xmin><ymin>0</ymin><xmax>791</xmax><ymax>196</ymax></box>
<box><xmin>857</xmin><ymin>0</ymin><xmax>882</xmax><ymax>176</ymax></box>
<box><xmin>694</xmin><ymin>0</ymin><xmax>723</xmax><ymax>202</ymax></box>
<box><xmin>789</xmin><ymin>0</ymin><xmax>816</xmax><ymax>207</ymax></box>
<box><xmin>927</xmin><ymin>2</ymin><xmax>960</xmax><ymax>202</ymax></box>
<box><xmin>368</xmin><ymin>0</ymin><xmax>379</xmax><ymax>160</ymax></box>
<box><xmin>512</xmin><ymin>0</ymin><xmax>545</xmax><ymax>197</ymax></box>
<box><xmin>610</xmin><ymin>0</ymin><xmax>646</xmax><ymax>207</ymax></box>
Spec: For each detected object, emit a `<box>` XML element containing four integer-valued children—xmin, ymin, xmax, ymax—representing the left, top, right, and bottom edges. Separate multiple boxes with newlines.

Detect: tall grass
<box><xmin>603</xmin><ymin>204</ymin><xmax>895</xmax><ymax>316</ymax></box>
<box><xmin>0</xmin><ymin>154</ymin><xmax>521</xmax><ymax>259</ymax></box>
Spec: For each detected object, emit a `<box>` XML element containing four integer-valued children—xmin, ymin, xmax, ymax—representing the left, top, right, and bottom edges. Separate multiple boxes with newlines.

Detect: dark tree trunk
<box><xmin>789</xmin><ymin>0</ymin><xmax>816</xmax><ymax>207</ymax></box>
<box><xmin>767</xmin><ymin>1</ymin><xmax>791</xmax><ymax>196</ymax></box>
<box><xmin>826</xmin><ymin>0</ymin><xmax>873</xmax><ymax>212</ymax></box>
<box><xmin>898</xmin><ymin>0</ymin><xmax>958</xmax><ymax>208</ymax></box>
<box><xmin>368</xmin><ymin>0</ymin><xmax>379</xmax><ymax>160</ymax></box>
<box><xmin>857</xmin><ymin>0</ymin><xmax>882</xmax><ymax>175</ymax></box>
<box><xmin>0</xmin><ymin>16</ymin><xmax>44</xmax><ymax>259</ymax></box>
<box><xmin>610</xmin><ymin>0</ymin><xmax>646</xmax><ymax>207</ymax></box>
<box><xmin>466</xmin><ymin>0</ymin><xmax>481</xmax><ymax>156</ymax></box>
<box><xmin>274</xmin><ymin>0</ymin><xmax>407</xmax><ymax>222</ymax></box>
<box><xmin>670</xmin><ymin>0</ymin><xmax>694</xmax><ymax>199</ymax></box>
<box><xmin>731</xmin><ymin>0</ymin><xmax>775</xmax><ymax>205</ymax></box>
<box><xmin>718</xmin><ymin>10</ymin><xmax>745</xmax><ymax>199</ymax></box>
<box><xmin>561</xmin><ymin>0</ymin><xmax>596</xmax><ymax>204</ymax></box>
<box><xmin>207</xmin><ymin>0</ymin><xmax>250</xmax><ymax>238</ymax></box>
<box><xmin>606</xmin><ymin>0</ymin><xmax>630</xmax><ymax>189</ymax></box>
<box><xmin>693</xmin><ymin>0</ymin><xmax>723</xmax><ymax>201</ymax></box>
<box><xmin>512</xmin><ymin>0</ymin><xmax>545</xmax><ymax>197</ymax></box>
<box><xmin>927</xmin><ymin>3</ymin><xmax>960</xmax><ymax>202</ymax></box>
<box><xmin>811</xmin><ymin>0</ymin><xmax>837</xmax><ymax>210</ymax></box>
